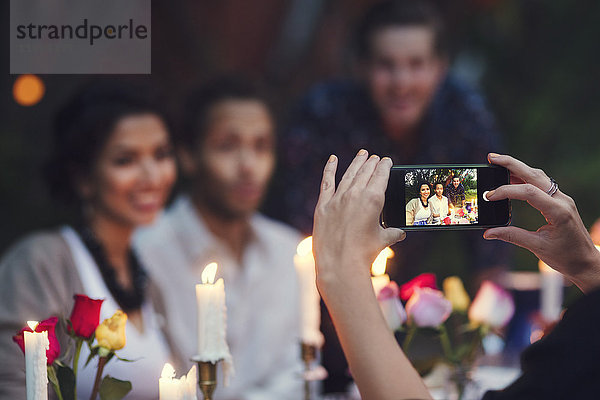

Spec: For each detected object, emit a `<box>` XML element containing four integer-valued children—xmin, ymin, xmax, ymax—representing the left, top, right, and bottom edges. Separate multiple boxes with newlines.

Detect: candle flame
<box><xmin>201</xmin><ymin>262</ymin><xmax>218</xmax><ymax>284</ymax></box>
<box><xmin>161</xmin><ymin>362</ymin><xmax>176</xmax><ymax>379</ymax></box>
<box><xmin>371</xmin><ymin>247</ymin><xmax>394</xmax><ymax>276</ymax></box>
<box><xmin>26</xmin><ymin>321</ymin><xmax>39</xmax><ymax>331</ymax></box>
<box><xmin>296</xmin><ymin>236</ymin><xmax>312</xmax><ymax>257</ymax></box>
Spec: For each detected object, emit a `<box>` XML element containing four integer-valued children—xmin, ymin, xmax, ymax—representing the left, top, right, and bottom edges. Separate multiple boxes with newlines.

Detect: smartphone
<box><xmin>381</xmin><ymin>164</ymin><xmax>511</xmax><ymax>230</ymax></box>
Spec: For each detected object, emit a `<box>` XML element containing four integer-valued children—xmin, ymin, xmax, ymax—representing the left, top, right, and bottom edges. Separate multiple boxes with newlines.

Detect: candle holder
<box><xmin>194</xmin><ymin>359</ymin><xmax>221</xmax><ymax>400</ymax></box>
<box><xmin>301</xmin><ymin>343</ymin><xmax>317</xmax><ymax>400</ymax></box>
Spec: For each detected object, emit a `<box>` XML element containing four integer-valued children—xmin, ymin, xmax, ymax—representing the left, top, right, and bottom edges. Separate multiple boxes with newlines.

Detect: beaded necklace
<box><xmin>76</xmin><ymin>226</ymin><xmax>147</xmax><ymax>312</ymax></box>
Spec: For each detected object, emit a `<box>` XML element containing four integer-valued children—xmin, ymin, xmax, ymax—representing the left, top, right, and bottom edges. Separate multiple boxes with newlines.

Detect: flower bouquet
<box><xmin>378</xmin><ymin>273</ymin><xmax>515</xmax><ymax>399</ymax></box>
<box><xmin>13</xmin><ymin>294</ymin><xmax>132</xmax><ymax>400</ymax></box>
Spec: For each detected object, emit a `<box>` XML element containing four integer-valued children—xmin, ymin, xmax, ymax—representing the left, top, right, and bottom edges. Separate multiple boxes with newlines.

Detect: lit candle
<box><xmin>195</xmin><ymin>263</ymin><xmax>231</xmax><ymax>362</ymax></box>
<box><xmin>159</xmin><ymin>363</ymin><xmax>197</xmax><ymax>400</ymax></box>
<box><xmin>159</xmin><ymin>363</ymin><xmax>181</xmax><ymax>400</ymax></box>
<box><xmin>24</xmin><ymin>321</ymin><xmax>49</xmax><ymax>400</ymax></box>
<box><xmin>294</xmin><ymin>237</ymin><xmax>324</xmax><ymax>347</ymax></box>
<box><xmin>538</xmin><ymin>260</ymin><xmax>563</xmax><ymax>321</ymax></box>
<box><xmin>181</xmin><ymin>365</ymin><xmax>197</xmax><ymax>400</ymax></box>
<box><xmin>371</xmin><ymin>247</ymin><xmax>394</xmax><ymax>296</ymax></box>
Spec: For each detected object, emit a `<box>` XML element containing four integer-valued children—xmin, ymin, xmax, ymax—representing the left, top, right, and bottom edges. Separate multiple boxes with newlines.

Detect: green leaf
<box><xmin>114</xmin><ymin>355</ymin><xmax>137</xmax><ymax>363</ymax></box>
<box><xmin>85</xmin><ymin>346</ymin><xmax>100</xmax><ymax>367</ymax></box>
<box><xmin>454</xmin><ymin>343</ymin><xmax>474</xmax><ymax>361</ymax></box>
<box><xmin>47</xmin><ymin>365</ymin><xmax>64</xmax><ymax>400</ymax></box>
<box><xmin>47</xmin><ymin>365</ymin><xmax>59</xmax><ymax>390</ymax></box>
<box><xmin>99</xmin><ymin>376</ymin><xmax>132</xmax><ymax>400</ymax></box>
<box><xmin>56</xmin><ymin>364</ymin><xmax>76</xmax><ymax>400</ymax></box>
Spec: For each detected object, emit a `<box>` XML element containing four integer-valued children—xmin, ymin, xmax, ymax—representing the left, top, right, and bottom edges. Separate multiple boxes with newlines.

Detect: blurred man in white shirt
<box><xmin>135</xmin><ymin>77</ymin><xmax>303</xmax><ymax>399</ymax></box>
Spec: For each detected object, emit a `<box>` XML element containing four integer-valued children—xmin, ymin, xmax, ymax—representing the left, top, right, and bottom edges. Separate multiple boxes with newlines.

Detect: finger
<box><xmin>510</xmin><ymin>173</ymin><xmax>526</xmax><ymax>185</ymax></box>
<box><xmin>381</xmin><ymin>227</ymin><xmax>406</xmax><ymax>247</ymax></box>
<box><xmin>488</xmin><ymin>153</ymin><xmax>552</xmax><ymax>192</ymax></box>
<box><xmin>351</xmin><ymin>154</ymin><xmax>381</xmax><ymax>190</ymax></box>
<box><xmin>337</xmin><ymin>149</ymin><xmax>369</xmax><ymax>195</ymax></box>
<box><xmin>486</xmin><ymin>184</ymin><xmax>558</xmax><ymax>218</ymax></box>
<box><xmin>316</xmin><ymin>155</ymin><xmax>338</xmax><ymax>206</ymax></box>
<box><xmin>366</xmin><ymin>157</ymin><xmax>393</xmax><ymax>192</ymax></box>
<box><xmin>484</xmin><ymin>226</ymin><xmax>541</xmax><ymax>253</ymax></box>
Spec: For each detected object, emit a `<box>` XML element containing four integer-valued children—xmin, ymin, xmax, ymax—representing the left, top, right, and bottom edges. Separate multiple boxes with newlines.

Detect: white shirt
<box><xmin>134</xmin><ymin>196</ymin><xmax>304</xmax><ymax>400</ymax></box>
<box><xmin>429</xmin><ymin>195</ymin><xmax>450</xmax><ymax>224</ymax></box>
<box><xmin>61</xmin><ymin>227</ymin><xmax>171</xmax><ymax>400</ymax></box>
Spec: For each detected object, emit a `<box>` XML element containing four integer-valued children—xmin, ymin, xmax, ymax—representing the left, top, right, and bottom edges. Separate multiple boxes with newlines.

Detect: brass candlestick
<box><xmin>301</xmin><ymin>343</ymin><xmax>317</xmax><ymax>400</ymax></box>
<box><xmin>194</xmin><ymin>359</ymin><xmax>221</xmax><ymax>400</ymax></box>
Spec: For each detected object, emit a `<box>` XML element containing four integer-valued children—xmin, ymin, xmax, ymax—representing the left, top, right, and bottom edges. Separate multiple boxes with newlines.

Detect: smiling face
<box><xmin>420</xmin><ymin>183</ymin><xmax>430</xmax><ymax>200</ymax></box>
<box><xmin>453</xmin><ymin>177</ymin><xmax>460</xmax><ymax>188</ymax></box>
<box><xmin>363</xmin><ymin>26</ymin><xmax>445</xmax><ymax>137</ymax></box>
<box><xmin>80</xmin><ymin>113</ymin><xmax>176</xmax><ymax>227</ymax></box>
<box><xmin>435</xmin><ymin>183</ymin><xmax>444</xmax><ymax>197</ymax></box>
<box><xmin>183</xmin><ymin>99</ymin><xmax>275</xmax><ymax>220</ymax></box>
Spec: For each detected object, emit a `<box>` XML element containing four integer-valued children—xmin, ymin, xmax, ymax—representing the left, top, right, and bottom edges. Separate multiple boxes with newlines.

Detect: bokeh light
<box><xmin>13</xmin><ymin>75</ymin><xmax>45</xmax><ymax>106</ymax></box>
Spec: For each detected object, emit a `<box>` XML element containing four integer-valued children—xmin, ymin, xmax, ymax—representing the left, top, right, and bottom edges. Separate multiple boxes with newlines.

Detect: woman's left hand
<box><xmin>313</xmin><ymin>150</ymin><xmax>405</xmax><ymax>293</ymax></box>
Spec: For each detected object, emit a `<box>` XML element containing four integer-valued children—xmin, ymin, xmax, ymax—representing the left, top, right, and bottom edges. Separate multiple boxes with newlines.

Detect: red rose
<box><xmin>69</xmin><ymin>294</ymin><xmax>104</xmax><ymax>338</ymax></box>
<box><xmin>400</xmin><ymin>273</ymin><xmax>438</xmax><ymax>301</ymax></box>
<box><xmin>13</xmin><ymin>316</ymin><xmax>61</xmax><ymax>365</ymax></box>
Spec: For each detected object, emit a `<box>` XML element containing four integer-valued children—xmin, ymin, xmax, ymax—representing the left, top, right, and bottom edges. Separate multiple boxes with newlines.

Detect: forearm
<box><xmin>318</xmin><ymin>272</ymin><xmax>431</xmax><ymax>400</ymax></box>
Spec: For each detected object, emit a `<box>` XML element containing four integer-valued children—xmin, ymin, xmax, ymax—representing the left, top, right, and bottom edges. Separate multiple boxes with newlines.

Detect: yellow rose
<box><xmin>95</xmin><ymin>310</ymin><xmax>127</xmax><ymax>351</ymax></box>
<box><xmin>443</xmin><ymin>276</ymin><xmax>470</xmax><ymax>312</ymax></box>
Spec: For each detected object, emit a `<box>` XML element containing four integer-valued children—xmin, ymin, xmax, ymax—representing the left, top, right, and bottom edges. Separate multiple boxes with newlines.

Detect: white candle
<box><xmin>371</xmin><ymin>247</ymin><xmax>394</xmax><ymax>296</ymax></box>
<box><xmin>195</xmin><ymin>263</ymin><xmax>231</xmax><ymax>362</ymax></box>
<box><xmin>24</xmin><ymin>321</ymin><xmax>49</xmax><ymax>400</ymax></box>
<box><xmin>538</xmin><ymin>260</ymin><xmax>563</xmax><ymax>321</ymax></box>
<box><xmin>182</xmin><ymin>365</ymin><xmax>197</xmax><ymax>400</ymax></box>
<box><xmin>159</xmin><ymin>363</ymin><xmax>197</xmax><ymax>400</ymax></box>
<box><xmin>294</xmin><ymin>237</ymin><xmax>324</xmax><ymax>347</ymax></box>
<box><xmin>159</xmin><ymin>363</ymin><xmax>181</xmax><ymax>400</ymax></box>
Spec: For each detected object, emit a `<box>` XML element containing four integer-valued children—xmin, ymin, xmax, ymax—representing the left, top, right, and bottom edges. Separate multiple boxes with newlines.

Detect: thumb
<box><xmin>484</xmin><ymin>226</ymin><xmax>540</xmax><ymax>253</ymax></box>
<box><xmin>381</xmin><ymin>227</ymin><xmax>406</xmax><ymax>248</ymax></box>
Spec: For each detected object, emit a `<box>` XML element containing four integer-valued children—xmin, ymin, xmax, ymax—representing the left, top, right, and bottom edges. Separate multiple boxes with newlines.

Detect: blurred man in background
<box><xmin>135</xmin><ymin>78</ymin><xmax>303</xmax><ymax>399</ymax></box>
<box><xmin>268</xmin><ymin>0</ymin><xmax>511</xmax><ymax>392</ymax></box>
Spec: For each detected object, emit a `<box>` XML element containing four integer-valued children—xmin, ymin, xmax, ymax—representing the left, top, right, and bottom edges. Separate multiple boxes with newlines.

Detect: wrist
<box><xmin>316</xmin><ymin>258</ymin><xmax>373</xmax><ymax>298</ymax></box>
<box><xmin>570</xmin><ymin>244</ymin><xmax>600</xmax><ymax>293</ymax></box>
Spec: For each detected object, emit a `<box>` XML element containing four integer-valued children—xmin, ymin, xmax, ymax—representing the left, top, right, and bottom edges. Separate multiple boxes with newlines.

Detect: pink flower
<box><xmin>13</xmin><ymin>317</ymin><xmax>61</xmax><ymax>365</ymax></box>
<box><xmin>377</xmin><ymin>282</ymin><xmax>406</xmax><ymax>330</ymax></box>
<box><xmin>468</xmin><ymin>281</ymin><xmax>515</xmax><ymax>328</ymax></box>
<box><xmin>406</xmin><ymin>288</ymin><xmax>452</xmax><ymax>328</ymax></box>
<box><xmin>400</xmin><ymin>273</ymin><xmax>438</xmax><ymax>301</ymax></box>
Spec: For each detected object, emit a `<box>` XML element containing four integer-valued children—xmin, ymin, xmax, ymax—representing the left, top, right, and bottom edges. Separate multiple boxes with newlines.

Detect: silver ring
<box><xmin>546</xmin><ymin>177</ymin><xmax>559</xmax><ymax>197</ymax></box>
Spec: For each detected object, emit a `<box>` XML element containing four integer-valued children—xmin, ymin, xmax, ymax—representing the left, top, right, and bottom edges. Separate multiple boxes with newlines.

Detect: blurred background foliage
<box><xmin>1</xmin><ymin>0</ymin><xmax>599</xmax><ymax>278</ymax></box>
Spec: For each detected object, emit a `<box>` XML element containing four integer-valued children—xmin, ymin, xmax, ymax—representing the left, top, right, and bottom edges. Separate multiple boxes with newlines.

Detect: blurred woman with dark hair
<box><xmin>0</xmin><ymin>82</ymin><xmax>181</xmax><ymax>399</ymax></box>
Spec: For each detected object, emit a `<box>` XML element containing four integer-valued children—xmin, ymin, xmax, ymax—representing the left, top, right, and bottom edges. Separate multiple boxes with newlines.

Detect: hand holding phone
<box><xmin>381</xmin><ymin>164</ymin><xmax>511</xmax><ymax>230</ymax></box>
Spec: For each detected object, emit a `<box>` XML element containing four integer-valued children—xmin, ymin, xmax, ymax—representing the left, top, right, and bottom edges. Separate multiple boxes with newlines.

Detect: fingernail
<box><xmin>483</xmin><ymin>232</ymin><xmax>497</xmax><ymax>240</ymax></box>
<box><xmin>328</xmin><ymin>155</ymin><xmax>336</xmax><ymax>163</ymax></box>
<box><xmin>483</xmin><ymin>190</ymin><xmax>495</xmax><ymax>201</ymax></box>
<box><xmin>488</xmin><ymin>153</ymin><xmax>500</xmax><ymax>159</ymax></box>
<box><xmin>357</xmin><ymin>149</ymin><xmax>367</xmax><ymax>156</ymax></box>
<box><xmin>369</xmin><ymin>154</ymin><xmax>380</xmax><ymax>160</ymax></box>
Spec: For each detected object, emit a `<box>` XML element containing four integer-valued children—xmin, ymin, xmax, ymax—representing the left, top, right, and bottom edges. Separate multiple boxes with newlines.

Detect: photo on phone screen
<box><xmin>405</xmin><ymin>168</ymin><xmax>478</xmax><ymax>226</ymax></box>
<box><xmin>382</xmin><ymin>164</ymin><xmax>510</xmax><ymax>230</ymax></box>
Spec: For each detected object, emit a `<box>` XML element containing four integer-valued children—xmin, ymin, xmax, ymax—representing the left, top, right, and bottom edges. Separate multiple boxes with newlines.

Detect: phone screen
<box><xmin>381</xmin><ymin>164</ymin><xmax>510</xmax><ymax>230</ymax></box>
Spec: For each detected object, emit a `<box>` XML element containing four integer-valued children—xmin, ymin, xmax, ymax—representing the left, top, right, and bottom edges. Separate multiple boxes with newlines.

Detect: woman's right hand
<box><xmin>484</xmin><ymin>153</ymin><xmax>600</xmax><ymax>293</ymax></box>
